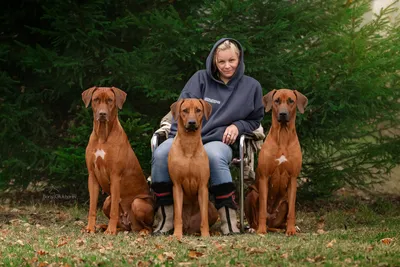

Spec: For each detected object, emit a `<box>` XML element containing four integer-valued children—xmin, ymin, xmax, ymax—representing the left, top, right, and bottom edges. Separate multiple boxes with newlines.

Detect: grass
<box><xmin>0</xmin><ymin>196</ymin><xmax>399</xmax><ymax>267</ymax></box>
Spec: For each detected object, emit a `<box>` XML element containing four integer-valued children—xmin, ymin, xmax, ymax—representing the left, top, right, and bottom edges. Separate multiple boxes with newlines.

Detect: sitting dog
<box><xmin>82</xmin><ymin>86</ymin><xmax>154</xmax><ymax>235</ymax></box>
<box><xmin>245</xmin><ymin>89</ymin><xmax>308</xmax><ymax>235</ymax></box>
<box><xmin>168</xmin><ymin>98</ymin><xmax>218</xmax><ymax>239</ymax></box>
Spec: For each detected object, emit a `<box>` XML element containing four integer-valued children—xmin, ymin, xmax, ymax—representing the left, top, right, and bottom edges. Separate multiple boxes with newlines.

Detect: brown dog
<box><xmin>168</xmin><ymin>99</ymin><xmax>218</xmax><ymax>239</ymax></box>
<box><xmin>245</xmin><ymin>89</ymin><xmax>307</xmax><ymax>235</ymax></box>
<box><xmin>82</xmin><ymin>86</ymin><xmax>154</xmax><ymax>235</ymax></box>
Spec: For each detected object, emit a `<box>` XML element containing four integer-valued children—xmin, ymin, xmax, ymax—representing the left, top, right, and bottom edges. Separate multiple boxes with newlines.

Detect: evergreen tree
<box><xmin>0</xmin><ymin>0</ymin><xmax>399</xmax><ymax>199</ymax></box>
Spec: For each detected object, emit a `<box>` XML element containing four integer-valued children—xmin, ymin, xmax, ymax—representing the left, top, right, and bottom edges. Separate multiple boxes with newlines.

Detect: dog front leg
<box><xmin>173</xmin><ymin>184</ymin><xmax>184</xmax><ymax>240</ymax></box>
<box><xmin>286</xmin><ymin>176</ymin><xmax>297</xmax><ymax>236</ymax></box>
<box><xmin>105</xmin><ymin>175</ymin><xmax>121</xmax><ymax>235</ymax></box>
<box><xmin>86</xmin><ymin>174</ymin><xmax>99</xmax><ymax>233</ymax></box>
<box><xmin>198</xmin><ymin>185</ymin><xmax>210</xmax><ymax>237</ymax></box>
<box><xmin>257</xmin><ymin>176</ymin><xmax>269</xmax><ymax>234</ymax></box>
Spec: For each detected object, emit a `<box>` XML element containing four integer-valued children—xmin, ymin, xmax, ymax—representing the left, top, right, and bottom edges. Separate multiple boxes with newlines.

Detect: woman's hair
<box><xmin>213</xmin><ymin>40</ymin><xmax>240</xmax><ymax>67</ymax></box>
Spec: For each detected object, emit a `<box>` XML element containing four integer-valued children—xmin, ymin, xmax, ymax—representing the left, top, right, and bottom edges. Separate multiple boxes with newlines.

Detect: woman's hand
<box><xmin>223</xmin><ymin>125</ymin><xmax>239</xmax><ymax>145</ymax></box>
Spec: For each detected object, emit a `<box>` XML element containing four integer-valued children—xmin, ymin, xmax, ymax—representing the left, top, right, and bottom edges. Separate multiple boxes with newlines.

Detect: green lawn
<box><xmin>0</xmin><ymin>196</ymin><xmax>399</xmax><ymax>266</ymax></box>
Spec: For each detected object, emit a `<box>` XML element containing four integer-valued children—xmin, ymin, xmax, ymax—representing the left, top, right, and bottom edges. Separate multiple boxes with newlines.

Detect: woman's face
<box><xmin>215</xmin><ymin>48</ymin><xmax>239</xmax><ymax>82</ymax></box>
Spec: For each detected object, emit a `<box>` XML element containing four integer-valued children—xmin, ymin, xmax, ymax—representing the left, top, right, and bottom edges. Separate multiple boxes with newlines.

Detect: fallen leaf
<box><xmin>163</xmin><ymin>252</ymin><xmax>176</xmax><ymax>260</ymax></box>
<box><xmin>381</xmin><ymin>238</ymin><xmax>394</xmax><ymax>245</ymax></box>
<box><xmin>136</xmin><ymin>260</ymin><xmax>151</xmax><ymax>267</ymax></box>
<box><xmin>36</xmin><ymin>250</ymin><xmax>48</xmax><ymax>255</ymax></box>
<box><xmin>345</xmin><ymin>258</ymin><xmax>352</xmax><ymax>263</ymax></box>
<box><xmin>366</xmin><ymin>245</ymin><xmax>374</xmax><ymax>252</ymax></box>
<box><xmin>178</xmin><ymin>262</ymin><xmax>192</xmax><ymax>266</ymax></box>
<box><xmin>75</xmin><ymin>238</ymin><xmax>86</xmax><ymax>246</ymax></box>
<box><xmin>188</xmin><ymin>250</ymin><xmax>203</xmax><ymax>259</ymax></box>
<box><xmin>57</xmin><ymin>241</ymin><xmax>68</xmax><ymax>248</ymax></box>
<box><xmin>326</xmin><ymin>239</ymin><xmax>337</xmax><ymax>248</ymax></box>
<box><xmin>105</xmin><ymin>241</ymin><xmax>113</xmax><ymax>250</ymax></box>
<box><xmin>281</xmin><ymin>253</ymin><xmax>289</xmax><ymax>259</ymax></box>
<box><xmin>99</xmin><ymin>247</ymin><xmax>106</xmax><ymax>254</ymax></box>
<box><xmin>213</xmin><ymin>242</ymin><xmax>226</xmax><ymax>251</ymax></box>
<box><xmin>247</xmin><ymin>247</ymin><xmax>266</xmax><ymax>254</ymax></box>
<box><xmin>155</xmin><ymin>244</ymin><xmax>164</xmax><ymax>249</ymax></box>
<box><xmin>38</xmin><ymin>261</ymin><xmax>49</xmax><ymax>267</ymax></box>
<box><xmin>16</xmin><ymin>240</ymin><xmax>24</xmax><ymax>246</ymax></box>
<box><xmin>316</xmin><ymin>229</ymin><xmax>326</xmax><ymax>234</ymax></box>
<box><xmin>306</xmin><ymin>255</ymin><xmax>325</xmax><ymax>263</ymax></box>
<box><xmin>157</xmin><ymin>254</ymin><xmax>165</xmax><ymax>263</ymax></box>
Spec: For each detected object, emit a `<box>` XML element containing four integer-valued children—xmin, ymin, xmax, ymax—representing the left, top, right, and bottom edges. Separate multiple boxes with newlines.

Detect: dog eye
<box><xmin>107</xmin><ymin>98</ymin><xmax>113</xmax><ymax>103</ymax></box>
<box><xmin>195</xmin><ymin>108</ymin><xmax>201</xmax><ymax>113</ymax></box>
<box><xmin>274</xmin><ymin>98</ymin><xmax>280</xmax><ymax>104</ymax></box>
<box><xmin>93</xmin><ymin>98</ymin><xmax>99</xmax><ymax>103</ymax></box>
<box><xmin>288</xmin><ymin>98</ymin><xmax>294</xmax><ymax>104</ymax></box>
<box><xmin>183</xmin><ymin>109</ymin><xmax>189</xmax><ymax>113</ymax></box>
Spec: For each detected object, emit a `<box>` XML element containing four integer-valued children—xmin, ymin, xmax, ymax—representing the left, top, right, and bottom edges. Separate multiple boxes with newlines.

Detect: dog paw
<box><xmin>285</xmin><ymin>227</ymin><xmax>296</xmax><ymax>236</ymax></box>
<box><xmin>256</xmin><ymin>226</ymin><xmax>267</xmax><ymax>235</ymax></box>
<box><xmin>139</xmin><ymin>228</ymin><xmax>151</xmax><ymax>236</ymax></box>
<box><xmin>85</xmin><ymin>226</ymin><xmax>96</xmax><ymax>234</ymax></box>
<box><xmin>105</xmin><ymin>227</ymin><xmax>117</xmax><ymax>235</ymax></box>
<box><xmin>173</xmin><ymin>232</ymin><xmax>183</xmax><ymax>240</ymax></box>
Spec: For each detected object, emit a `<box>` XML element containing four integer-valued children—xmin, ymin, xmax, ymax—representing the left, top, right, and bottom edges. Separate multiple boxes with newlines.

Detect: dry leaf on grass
<box><xmin>326</xmin><ymin>239</ymin><xmax>337</xmax><ymax>248</ymax></box>
<box><xmin>366</xmin><ymin>245</ymin><xmax>374</xmax><ymax>252</ymax></box>
<box><xmin>306</xmin><ymin>255</ymin><xmax>325</xmax><ymax>263</ymax></box>
<box><xmin>36</xmin><ymin>250</ymin><xmax>48</xmax><ymax>255</ymax></box>
<box><xmin>213</xmin><ymin>241</ymin><xmax>226</xmax><ymax>251</ymax></box>
<box><xmin>188</xmin><ymin>250</ymin><xmax>204</xmax><ymax>259</ymax></box>
<box><xmin>178</xmin><ymin>262</ymin><xmax>193</xmax><ymax>266</ymax></box>
<box><xmin>281</xmin><ymin>253</ymin><xmax>289</xmax><ymax>259</ymax></box>
<box><xmin>246</xmin><ymin>247</ymin><xmax>266</xmax><ymax>254</ymax></box>
<box><xmin>163</xmin><ymin>252</ymin><xmax>176</xmax><ymax>260</ymax></box>
<box><xmin>38</xmin><ymin>261</ymin><xmax>49</xmax><ymax>267</ymax></box>
<box><xmin>16</xmin><ymin>240</ymin><xmax>24</xmax><ymax>246</ymax></box>
<box><xmin>317</xmin><ymin>229</ymin><xmax>326</xmax><ymax>234</ymax></box>
<box><xmin>157</xmin><ymin>254</ymin><xmax>165</xmax><ymax>263</ymax></box>
<box><xmin>380</xmin><ymin>238</ymin><xmax>394</xmax><ymax>245</ymax></box>
<box><xmin>75</xmin><ymin>238</ymin><xmax>86</xmax><ymax>247</ymax></box>
<box><xmin>136</xmin><ymin>260</ymin><xmax>151</xmax><ymax>267</ymax></box>
<box><xmin>155</xmin><ymin>243</ymin><xmax>164</xmax><ymax>249</ymax></box>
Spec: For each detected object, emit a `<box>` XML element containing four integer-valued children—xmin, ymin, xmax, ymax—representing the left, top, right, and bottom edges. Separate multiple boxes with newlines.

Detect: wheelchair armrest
<box><xmin>151</xmin><ymin>132</ymin><xmax>168</xmax><ymax>154</ymax></box>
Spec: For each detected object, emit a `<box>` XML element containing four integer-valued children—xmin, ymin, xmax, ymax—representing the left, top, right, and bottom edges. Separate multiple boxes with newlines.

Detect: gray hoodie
<box><xmin>169</xmin><ymin>38</ymin><xmax>264</xmax><ymax>144</ymax></box>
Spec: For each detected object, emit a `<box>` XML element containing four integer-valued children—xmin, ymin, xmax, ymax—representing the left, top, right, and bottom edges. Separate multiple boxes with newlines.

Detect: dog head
<box><xmin>170</xmin><ymin>98</ymin><xmax>212</xmax><ymax>132</ymax></box>
<box><xmin>263</xmin><ymin>89</ymin><xmax>308</xmax><ymax>124</ymax></box>
<box><xmin>82</xmin><ymin>86</ymin><xmax>127</xmax><ymax>122</ymax></box>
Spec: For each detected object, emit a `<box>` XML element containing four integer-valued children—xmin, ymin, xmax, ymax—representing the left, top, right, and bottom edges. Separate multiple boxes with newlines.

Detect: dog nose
<box><xmin>99</xmin><ymin>111</ymin><xmax>107</xmax><ymax>117</ymax></box>
<box><xmin>188</xmin><ymin>120</ymin><xmax>196</xmax><ymax>125</ymax></box>
<box><xmin>279</xmin><ymin>112</ymin><xmax>288</xmax><ymax>117</ymax></box>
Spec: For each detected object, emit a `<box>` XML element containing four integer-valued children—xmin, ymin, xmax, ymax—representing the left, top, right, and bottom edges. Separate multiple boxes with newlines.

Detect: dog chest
<box><xmin>92</xmin><ymin>148</ymin><xmax>111</xmax><ymax>192</ymax></box>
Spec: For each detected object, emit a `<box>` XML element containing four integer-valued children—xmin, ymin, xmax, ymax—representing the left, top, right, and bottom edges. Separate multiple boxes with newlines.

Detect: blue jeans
<box><xmin>151</xmin><ymin>138</ymin><xmax>233</xmax><ymax>187</ymax></box>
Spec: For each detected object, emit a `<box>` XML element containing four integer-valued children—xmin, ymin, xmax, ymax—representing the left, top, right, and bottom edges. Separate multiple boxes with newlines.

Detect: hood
<box><xmin>205</xmin><ymin>38</ymin><xmax>245</xmax><ymax>85</ymax></box>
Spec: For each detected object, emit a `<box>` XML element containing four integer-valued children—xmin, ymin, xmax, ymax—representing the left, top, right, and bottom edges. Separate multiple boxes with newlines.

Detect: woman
<box><xmin>151</xmin><ymin>38</ymin><xmax>264</xmax><ymax>235</ymax></box>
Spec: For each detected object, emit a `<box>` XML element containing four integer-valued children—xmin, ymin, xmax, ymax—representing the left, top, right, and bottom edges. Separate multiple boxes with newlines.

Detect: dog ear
<box><xmin>82</xmin><ymin>86</ymin><xmax>97</xmax><ymax>108</ymax></box>
<box><xmin>170</xmin><ymin>99</ymin><xmax>184</xmax><ymax>121</ymax></box>
<box><xmin>294</xmin><ymin>90</ymin><xmax>308</xmax><ymax>114</ymax></box>
<box><xmin>262</xmin><ymin>89</ymin><xmax>277</xmax><ymax>112</ymax></box>
<box><xmin>111</xmin><ymin>87</ymin><xmax>127</xmax><ymax>109</ymax></box>
<box><xmin>199</xmin><ymin>99</ymin><xmax>212</xmax><ymax>120</ymax></box>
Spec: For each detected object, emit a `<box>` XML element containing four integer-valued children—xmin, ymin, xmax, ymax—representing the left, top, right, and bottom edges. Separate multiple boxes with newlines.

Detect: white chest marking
<box><xmin>276</xmin><ymin>155</ymin><xmax>288</xmax><ymax>165</ymax></box>
<box><xmin>94</xmin><ymin>149</ymin><xmax>106</xmax><ymax>160</ymax></box>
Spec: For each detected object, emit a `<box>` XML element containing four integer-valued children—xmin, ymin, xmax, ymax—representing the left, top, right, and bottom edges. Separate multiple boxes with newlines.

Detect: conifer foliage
<box><xmin>1</xmin><ymin>0</ymin><xmax>399</xmax><ymax>198</ymax></box>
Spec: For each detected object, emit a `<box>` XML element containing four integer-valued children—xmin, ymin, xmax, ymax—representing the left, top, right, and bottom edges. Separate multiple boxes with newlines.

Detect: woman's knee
<box><xmin>205</xmin><ymin>141</ymin><xmax>232</xmax><ymax>165</ymax></box>
<box><xmin>152</xmin><ymin>138</ymin><xmax>173</xmax><ymax>163</ymax></box>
